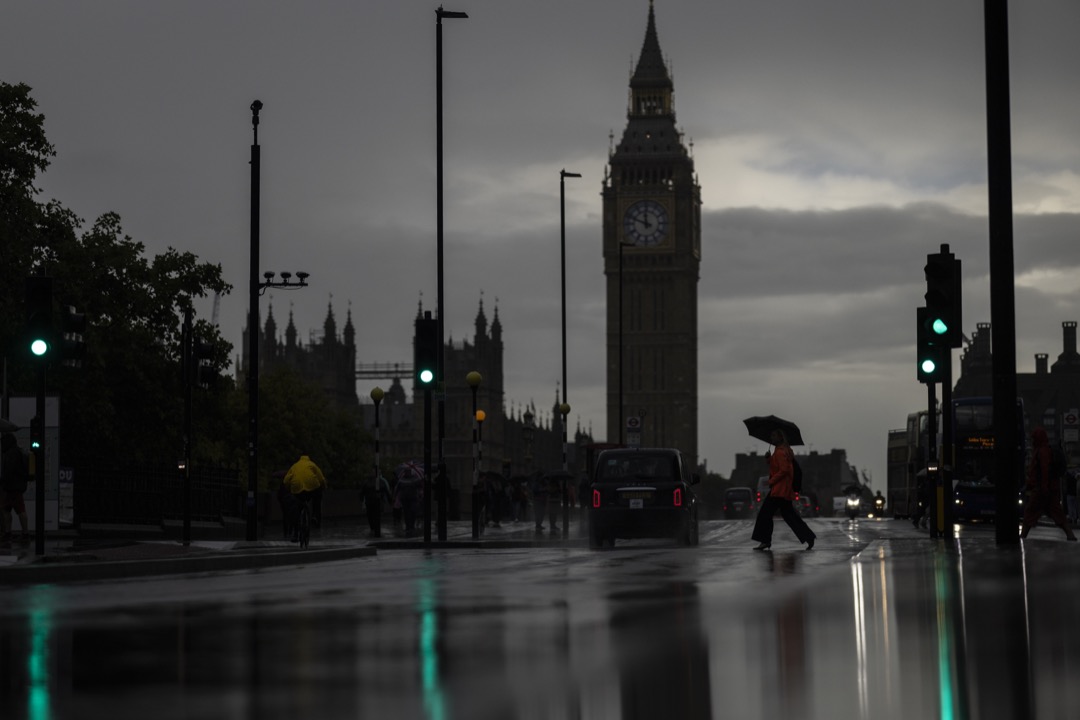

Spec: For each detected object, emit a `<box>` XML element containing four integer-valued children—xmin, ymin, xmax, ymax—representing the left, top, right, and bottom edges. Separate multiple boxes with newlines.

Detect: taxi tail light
<box><xmin>592</xmin><ymin>489</ymin><xmax>601</xmax><ymax>508</ymax></box>
<box><xmin>674</xmin><ymin>488</ymin><xmax>683</xmax><ymax>507</ymax></box>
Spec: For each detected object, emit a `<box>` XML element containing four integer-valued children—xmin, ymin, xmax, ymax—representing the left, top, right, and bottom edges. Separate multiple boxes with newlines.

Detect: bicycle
<box><xmin>296</xmin><ymin>496</ymin><xmax>312</xmax><ymax>549</ymax></box>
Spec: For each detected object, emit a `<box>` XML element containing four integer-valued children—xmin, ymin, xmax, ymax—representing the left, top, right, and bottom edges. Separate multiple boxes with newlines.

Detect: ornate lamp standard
<box><xmin>370</xmin><ymin>386</ymin><xmax>384</xmax><ymax>538</ymax></box>
<box><xmin>467</xmin><ymin>371</ymin><xmax>482</xmax><ymax>539</ymax></box>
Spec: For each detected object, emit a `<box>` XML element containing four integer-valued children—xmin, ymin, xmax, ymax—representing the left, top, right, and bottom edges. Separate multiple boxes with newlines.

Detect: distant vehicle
<box><xmin>755</xmin><ymin>475</ymin><xmax>770</xmax><ymax>503</ymax></box>
<box><xmin>796</xmin><ymin>495</ymin><xmax>817</xmax><ymax>518</ymax></box>
<box><xmin>723</xmin><ymin>487</ymin><xmax>756</xmax><ymax>519</ymax></box>
<box><xmin>588</xmin><ymin>447</ymin><xmax>700</xmax><ymax>548</ymax></box>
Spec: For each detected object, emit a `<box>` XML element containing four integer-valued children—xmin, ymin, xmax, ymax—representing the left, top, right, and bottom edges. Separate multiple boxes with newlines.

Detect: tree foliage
<box><xmin>0</xmin><ymin>82</ymin><xmax>232</xmax><ymax>466</ymax></box>
<box><xmin>1</xmin><ymin>82</ymin><xmax>369</xmax><ymax>490</ymax></box>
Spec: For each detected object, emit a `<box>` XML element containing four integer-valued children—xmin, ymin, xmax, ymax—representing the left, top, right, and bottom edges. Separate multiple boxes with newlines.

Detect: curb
<box><xmin>0</xmin><ymin>545</ymin><xmax>376</xmax><ymax>586</ymax></box>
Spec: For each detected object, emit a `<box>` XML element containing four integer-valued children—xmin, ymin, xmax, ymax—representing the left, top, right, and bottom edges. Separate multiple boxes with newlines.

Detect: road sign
<box><xmin>626</xmin><ymin>416</ymin><xmax>641</xmax><ymax>431</ymax></box>
<box><xmin>1064</xmin><ymin>409</ymin><xmax>1078</xmax><ymax>426</ymax></box>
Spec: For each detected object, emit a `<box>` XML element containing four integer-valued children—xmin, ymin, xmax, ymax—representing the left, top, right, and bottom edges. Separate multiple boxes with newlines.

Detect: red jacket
<box><xmin>768</xmin><ymin>445</ymin><xmax>796</xmax><ymax>501</ymax></box>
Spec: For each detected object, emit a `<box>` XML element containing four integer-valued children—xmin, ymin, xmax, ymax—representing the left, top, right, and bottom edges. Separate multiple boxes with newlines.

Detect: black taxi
<box><xmin>587</xmin><ymin>447</ymin><xmax>700</xmax><ymax>548</ymax></box>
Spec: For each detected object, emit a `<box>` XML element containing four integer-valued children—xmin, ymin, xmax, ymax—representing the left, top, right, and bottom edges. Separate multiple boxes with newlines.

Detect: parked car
<box><xmin>588</xmin><ymin>447</ymin><xmax>700</xmax><ymax>548</ymax></box>
<box><xmin>723</xmin><ymin>487</ymin><xmax>757</xmax><ymax>519</ymax></box>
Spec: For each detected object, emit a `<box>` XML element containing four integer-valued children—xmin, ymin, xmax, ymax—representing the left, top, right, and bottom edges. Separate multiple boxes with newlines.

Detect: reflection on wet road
<box><xmin>1</xmin><ymin>519</ymin><xmax>1079</xmax><ymax>719</ymax></box>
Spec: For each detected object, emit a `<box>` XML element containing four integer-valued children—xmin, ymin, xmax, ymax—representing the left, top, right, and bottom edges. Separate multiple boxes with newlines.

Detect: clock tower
<box><xmin>603</xmin><ymin>1</ymin><xmax>701</xmax><ymax>464</ymax></box>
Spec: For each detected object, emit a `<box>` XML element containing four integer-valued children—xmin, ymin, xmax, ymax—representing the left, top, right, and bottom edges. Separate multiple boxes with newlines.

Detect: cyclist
<box><xmin>283</xmin><ymin>454</ymin><xmax>327</xmax><ymax>542</ymax></box>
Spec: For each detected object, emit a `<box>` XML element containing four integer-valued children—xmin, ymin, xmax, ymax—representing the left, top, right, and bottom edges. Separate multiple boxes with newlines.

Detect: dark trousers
<box><xmin>752</xmin><ymin>495</ymin><xmax>815</xmax><ymax>545</ymax></box>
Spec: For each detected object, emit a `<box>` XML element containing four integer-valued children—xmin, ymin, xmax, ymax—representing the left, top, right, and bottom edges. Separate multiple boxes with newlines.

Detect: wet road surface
<box><xmin>1</xmin><ymin>518</ymin><xmax>1078</xmax><ymax>720</ymax></box>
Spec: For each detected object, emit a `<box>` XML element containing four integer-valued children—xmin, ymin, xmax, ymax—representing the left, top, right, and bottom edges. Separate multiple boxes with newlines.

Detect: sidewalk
<box><xmin>0</xmin><ymin>517</ymin><xmax>585</xmax><ymax>586</ymax></box>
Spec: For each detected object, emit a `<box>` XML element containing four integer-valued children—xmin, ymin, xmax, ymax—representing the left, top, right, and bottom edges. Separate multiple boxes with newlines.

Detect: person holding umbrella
<box><xmin>746</xmin><ymin>422</ymin><xmax>815</xmax><ymax>551</ymax></box>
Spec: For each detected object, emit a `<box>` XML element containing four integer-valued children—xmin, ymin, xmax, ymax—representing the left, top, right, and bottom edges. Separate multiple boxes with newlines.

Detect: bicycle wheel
<box><xmin>298</xmin><ymin>505</ymin><xmax>311</xmax><ymax>548</ymax></box>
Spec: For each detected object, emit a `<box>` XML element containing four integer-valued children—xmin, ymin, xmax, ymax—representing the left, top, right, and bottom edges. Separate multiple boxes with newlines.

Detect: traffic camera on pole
<box><xmin>25</xmin><ymin>276</ymin><xmax>54</xmax><ymax>362</ymax></box>
<box><xmin>917</xmin><ymin>306</ymin><xmax>944</xmax><ymax>384</ymax></box>
<box><xmin>924</xmin><ymin>244</ymin><xmax>962</xmax><ymax>349</ymax></box>
<box><xmin>414</xmin><ymin>312</ymin><xmax>438</xmax><ymax>386</ymax></box>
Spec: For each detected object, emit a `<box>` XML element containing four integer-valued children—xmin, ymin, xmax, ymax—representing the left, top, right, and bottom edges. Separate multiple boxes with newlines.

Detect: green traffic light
<box><xmin>931</xmin><ymin>317</ymin><xmax>948</xmax><ymax>335</ymax></box>
<box><xmin>419</xmin><ymin>368</ymin><xmax>434</xmax><ymax>384</ymax></box>
<box><xmin>921</xmin><ymin>358</ymin><xmax>937</xmax><ymax>374</ymax></box>
<box><xmin>30</xmin><ymin>338</ymin><xmax>50</xmax><ymax>357</ymax></box>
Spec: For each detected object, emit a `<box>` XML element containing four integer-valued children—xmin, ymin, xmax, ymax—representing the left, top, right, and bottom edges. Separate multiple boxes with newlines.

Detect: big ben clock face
<box><xmin>623</xmin><ymin>199</ymin><xmax>669</xmax><ymax>247</ymax></box>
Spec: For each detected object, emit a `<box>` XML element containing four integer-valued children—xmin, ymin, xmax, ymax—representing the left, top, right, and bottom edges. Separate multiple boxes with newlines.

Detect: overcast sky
<box><xmin>5</xmin><ymin>1</ymin><xmax>1080</xmax><ymax>488</ymax></box>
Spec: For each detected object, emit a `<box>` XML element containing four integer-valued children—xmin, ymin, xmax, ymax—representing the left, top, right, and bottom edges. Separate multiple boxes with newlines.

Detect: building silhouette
<box><xmin>245</xmin><ymin>297</ymin><xmax>592</xmax><ymax>514</ymax></box>
<box><xmin>241</xmin><ymin>301</ymin><xmax>359</xmax><ymax>409</ymax></box>
<box><xmin>603</xmin><ymin>1</ymin><xmax>701</xmax><ymax>464</ymax></box>
<box><xmin>954</xmin><ymin>320</ymin><xmax>1080</xmax><ymax>456</ymax></box>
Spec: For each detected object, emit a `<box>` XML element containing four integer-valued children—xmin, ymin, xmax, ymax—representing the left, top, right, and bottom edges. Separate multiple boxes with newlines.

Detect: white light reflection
<box><xmin>851</xmin><ymin>561</ymin><xmax>870</xmax><ymax>717</ymax></box>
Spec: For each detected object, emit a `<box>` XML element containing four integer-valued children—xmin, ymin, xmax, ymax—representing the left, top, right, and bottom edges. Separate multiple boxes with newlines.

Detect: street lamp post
<box><xmin>370</xmin><ymin>386</ymin><xmax>384</xmax><ymax>538</ymax></box>
<box><xmin>246</xmin><ymin>100</ymin><xmax>310</xmax><ymax>541</ymax></box>
<box><xmin>618</xmin><ymin>241</ymin><xmax>634</xmax><ymax>445</ymax></box>
<box><xmin>560</xmin><ymin>401</ymin><xmax>570</xmax><ymax>539</ymax></box>
<box><xmin>560</xmin><ymin>169</ymin><xmax>581</xmax><ymax>409</ymax></box>
<box><xmin>477</xmin><ymin>408</ymin><xmax>486</xmax><ymax>528</ymax></box>
<box><xmin>467</xmin><ymin>371</ymin><xmax>482</xmax><ymax>539</ymax></box>
<box><xmin>435</xmin><ymin>6</ymin><xmax>468</xmax><ymax>506</ymax></box>
<box><xmin>247</xmin><ymin>100</ymin><xmax>262</xmax><ymax>542</ymax></box>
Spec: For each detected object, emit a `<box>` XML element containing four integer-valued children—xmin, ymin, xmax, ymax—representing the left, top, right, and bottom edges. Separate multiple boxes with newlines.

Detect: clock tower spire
<box><xmin>602</xmin><ymin>1</ymin><xmax>701</xmax><ymax>465</ymax></box>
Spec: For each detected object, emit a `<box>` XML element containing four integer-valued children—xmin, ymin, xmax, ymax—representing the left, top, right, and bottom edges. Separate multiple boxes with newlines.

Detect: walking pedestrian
<box><xmin>910</xmin><ymin>470</ymin><xmax>930</xmax><ymax>529</ymax></box>
<box><xmin>0</xmin><ymin>433</ymin><xmax>30</xmax><ymax>541</ymax></box>
<box><xmin>363</xmin><ymin>472</ymin><xmax>392</xmax><ymax>537</ymax></box>
<box><xmin>1020</xmin><ymin>426</ymin><xmax>1077</xmax><ymax>541</ymax></box>
<box><xmin>751</xmin><ymin>429</ymin><xmax>816</xmax><ymax>551</ymax></box>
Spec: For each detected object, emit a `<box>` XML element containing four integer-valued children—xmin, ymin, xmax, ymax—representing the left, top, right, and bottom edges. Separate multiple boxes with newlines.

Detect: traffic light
<box><xmin>193</xmin><ymin>339</ymin><xmax>215</xmax><ymax>389</ymax></box>
<box><xmin>917</xmin><ymin>306</ymin><xmax>945</xmax><ymax>383</ymax></box>
<box><xmin>924</xmin><ymin>246</ymin><xmax>962</xmax><ymax>349</ymax></box>
<box><xmin>414</xmin><ymin>313</ymin><xmax>438</xmax><ymax>386</ymax></box>
<box><xmin>24</xmin><ymin>276</ymin><xmax>54</xmax><ymax>362</ymax></box>
<box><xmin>60</xmin><ymin>304</ymin><xmax>87</xmax><ymax>368</ymax></box>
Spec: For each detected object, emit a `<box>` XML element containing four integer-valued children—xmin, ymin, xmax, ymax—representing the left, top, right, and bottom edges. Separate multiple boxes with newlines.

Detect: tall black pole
<box><xmin>183</xmin><ymin>307</ymin><xmax>193</xmax><ymax>546</ymax></box>
<box><xmin>436</xmin><ymin>10</ymin><xmax>446</xmax><ymax>490</ymax></box>
<box><xmin>927</xmin><ymin>383</ymin><xmax>939</xmax><ymax>539</ymax></box>
<box><xmin>435</xmin><ymin>8</ymin><xmax>467</xmax><ymax>523</ymax></box>
<box><xmin>247</xmin><ymin>100</ymin><xmax>262</xmax><ymax>542</ymax></box>
<box><xmin>424</xmin><ymin>386</ymin><xmax>432</xmax><ymax>547</ymax></box>
<box><xmin>984</xmin><ymin>0</ymin><xmax>1019</xmax><ymax>545</ymax></box>
<box><xmin>618</xmin><ymin>243</ymin><xmax>626</xmax><ymax>445</ymax></box>
<box><xmin>34</xmin><ymin>366</ymin><xmax>45</xmax><ymax>556</ymax></box>
<box><xmin>559</xmin><ymin>170</ymin><xmax>580</xmax><ymax>407</ymax></box>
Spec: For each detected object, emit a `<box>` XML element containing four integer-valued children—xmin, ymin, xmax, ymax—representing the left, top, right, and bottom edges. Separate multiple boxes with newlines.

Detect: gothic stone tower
<box><xmin>603</xmin><ymin>1</ymin><xmax>701</xmax><ymax>464</ymax></box>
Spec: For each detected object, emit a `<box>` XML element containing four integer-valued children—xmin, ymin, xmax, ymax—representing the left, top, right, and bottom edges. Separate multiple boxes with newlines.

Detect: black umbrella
<box><xmin>743</xmin><ymin>415</ymin><xmax>804</xmax><ymax>446</ymax></box>
<box><xmin>0</xmin><ymin>418</ymin><xmax>18</xmax><ymax>433</ymax></box>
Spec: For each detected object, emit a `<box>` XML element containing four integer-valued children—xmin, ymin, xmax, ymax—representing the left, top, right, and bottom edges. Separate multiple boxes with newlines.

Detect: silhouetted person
<box><xmin>1020</xmin><ymin>426</ymin><xmax>1076</xmax><ymax>541</ymax></box>
<box><xmin>751</xmin><ymin>429</ymin><xmax>815</xmax><ymax>551</ymax></box>
<box><xmin>0</xmin><ymin>433</ymin><xmax>29</xmax><ymax>541</ymax></box>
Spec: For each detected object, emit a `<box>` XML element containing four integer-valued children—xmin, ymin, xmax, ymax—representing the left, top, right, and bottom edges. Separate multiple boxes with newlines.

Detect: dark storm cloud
<box><xmin>4</xmin><ymin>0</ymin><xmax>1080</xmax><ymax>482</ymax></box>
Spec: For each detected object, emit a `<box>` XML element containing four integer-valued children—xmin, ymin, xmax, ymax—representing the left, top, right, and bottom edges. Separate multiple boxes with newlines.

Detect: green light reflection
<box><xmin>417</xmin><ymin>577</ymin><xmax>447</xmax><ymax>720</ymax></box>
<box><xmin>28</xmin><ymin>585</ymin><xmax>55</xmax><ymax>720</ymax></box>
<box><xmin>934</xmin><ymin>552</ymin><xmax>957</xmax><ymax>720</ymax></box>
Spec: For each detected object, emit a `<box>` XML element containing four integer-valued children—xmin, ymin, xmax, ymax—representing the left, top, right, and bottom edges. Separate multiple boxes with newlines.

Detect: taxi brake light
<box><xmin>592</xmin><ymin>489</ymin><xmax>601</xmax><ymax>508</ymax></box>
<box><xmin>674</xmin><ymin>488</ymin><xmax>683</xmax><ymax>507</ymax></box>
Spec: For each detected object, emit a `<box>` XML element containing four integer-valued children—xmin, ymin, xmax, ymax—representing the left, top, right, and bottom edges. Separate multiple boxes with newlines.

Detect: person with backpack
<box><xmin>0</xmin><ymin>432</ymin><xmax>30</xmax><ymax>542</ymax></box>
<box><xmin>750</xmin><ymin>428</ymin><xmax>816</xmax><ymax>551</ymax></box>
<box><xmin>1020</xmin><ymin>426</ymin><xmax>1077</xmax><ymax>541</ymax></box>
